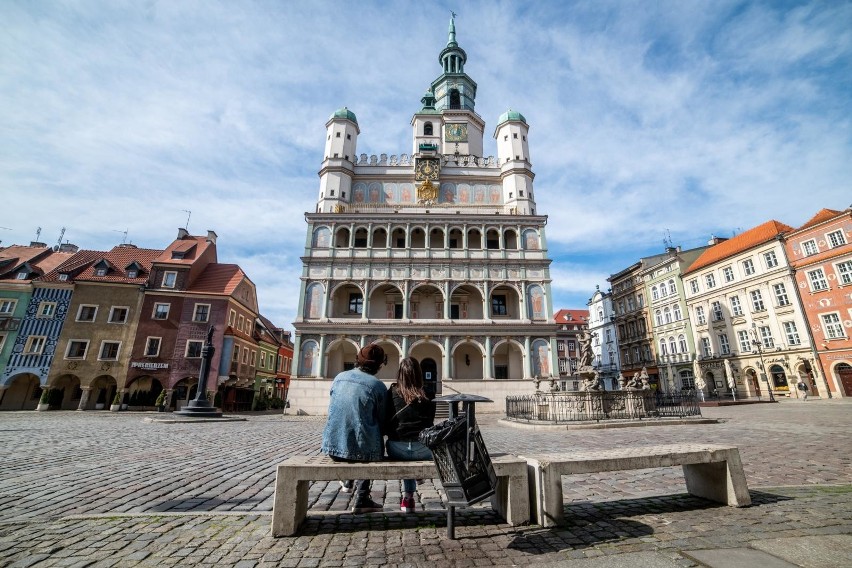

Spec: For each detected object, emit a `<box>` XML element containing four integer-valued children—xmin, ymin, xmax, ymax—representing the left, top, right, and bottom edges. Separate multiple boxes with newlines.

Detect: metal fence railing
<box><xmin>505</xmin><ymin>391</ymin><xmax>702</xmax><ymax>423</ymax></box>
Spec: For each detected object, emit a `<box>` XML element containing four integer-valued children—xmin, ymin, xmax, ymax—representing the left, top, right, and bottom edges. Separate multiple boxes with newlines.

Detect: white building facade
<box><xmin>683</xmin><ymin>222</ymin><xmax>815</xmax><ymax>399</ymax></box>
<box><xmin>289</xmin><ymin>18</ymin><xmax>557</xmax><ymax>414</ymax></box>
<box><xmin>586</xmin><ymin>287</ymin><xmax>620</xmax><ymax>389</ymax></box>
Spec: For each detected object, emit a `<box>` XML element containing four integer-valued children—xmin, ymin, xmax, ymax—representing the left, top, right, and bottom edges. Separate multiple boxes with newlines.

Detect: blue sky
<box><xmin>2</xmin><ymin>1</ymin><xmax>850</xmax><ymax>330</ymax></box>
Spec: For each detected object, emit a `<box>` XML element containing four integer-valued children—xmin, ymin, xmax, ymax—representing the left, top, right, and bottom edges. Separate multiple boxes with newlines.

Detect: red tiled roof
<box><xmin>0</xmin><ymin>245</ymin><xmax>53</xmax><ymax>279</ymax></box>
<box><xmin>684</xmin><ymin>220</ymin><xmax>794</xmax><ymax>274</ymax></box>
<box><xmin>74</xmin><ymin>246</ymin><xmax>163</xmax><ymax>284</ymax></box>
<box><xmin>188</xmin><ymin>264</ymin><xmax>246</xmax><ymax>295</ymax></box>
<box><xmin>554</xmin><ymin>309</ymin><xmax>590</xmax><ymax>323</ymax></box>
<box><xmin>38</xmin><ymin>250</ymin><xmax>106</xmax><ymax>282</ymax></box>
<box><xmin>154</xmin><ymin>236</ymin><xmax>211</xmax><ymax>265</ymax></box>
<box><xmin>795</xmin><ymin>208</ymin><xmax>843</xmax><ymax>232</ymax></box>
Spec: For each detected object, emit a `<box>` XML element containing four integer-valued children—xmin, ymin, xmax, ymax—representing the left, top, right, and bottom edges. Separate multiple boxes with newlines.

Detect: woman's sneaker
<box><xmin>351</xmin><ymin>498</ymin><xmax>383</xmax><ymax>514</ymax></box>
<box><xmin>400</xmin><ymin>495</ymin><xmax>415</xmax><ymax>513</ymax></box>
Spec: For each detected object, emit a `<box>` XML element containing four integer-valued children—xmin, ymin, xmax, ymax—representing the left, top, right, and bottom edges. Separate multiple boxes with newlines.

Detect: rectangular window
<box><xmin>185</xmin><ymin>340</ymin><xmax>203</xmax><ymax>358</ymax></box>
<box><xmin>193</xmin><ymin>304</ymin><xmax>210</xmax><ymax>323</ymax></box>
<box><xmin>24</xmin><ymin>335</ymin><xmax>46</xmax><ymax>355</ymax></box>
<box><xmin>232</xmin><ymin>346</ymin><xmax>240</xmax><ymax>362</ymax></box>
<box><xmin>689</xmin><ymin>279</ymin><xmax>699</xmax><ymax>294</ymax></box>
<box><xmin>759</xmin><ymin>326</ymin><xmax>774</xmax><ymax>349</ymax></box>
<box><xmin>835</xmin><ymin>260</ymin><xmax>852</xmax><ymax>285</ymax></box>
<box><xmin>711</xmin><ymin>301</ymin><xmax>723</xmax><ymax>321</ymax></box>
<box><xmin>0</xmin><ymin>299</ymin><xmax>16</xmax><ymax>314</ymax></box>
<box><xmin>723</xmin><ymin>266</ymin><xmax>734</xmax><ymax>282</ymax></box>
<box><xmin>395</xmin><ymin>304</ymin><xmax>404</xmax><ymax>319</ymax></box>
<box><xmin>718</xmin><ymin>334</ymin><xmax>730</xmax><ymax>355</ymax></box>
<box><xmin>250</xmin><ymin>350</ymin><xmax>256</xmax><ymax>366</ymax></box>
<box><xmin>260</xmin><ymin>351</ymin><xmax>267</xmax><ymax>368</ymax></box>
<box><xmin>783</xmin><ymin>321</ymin><xmax>801</xmax><ymax>345</ymax></box>
<box><xmin>730</xmin><ymin>295</ymin><xmax>743</xmax><ymax>316</ymax></box>
<box><xmin>242</xmin><ymin>347</ymin><xmax>249</xmax><ymax>364</ymax></box>
<box><xmin>228</xmin><ymin>309</ymin><xmax>236</xmax><ymax>326</ymax></box>
<box><xmin>750</xmin><ymin>290</ymin><xmax>765</xmax><ymax>311</ymax></box>
<box><xmin>144</xmin><ymin>337</ymin><xmax>161</xmax><ymax>357</ymax></box>
<box><xmin>743</xmin><ymin>259</ymin><xmax>755</xmax><ymax>276</ymax></box>
<box><xmin>705</xmin><ymin>274</ymin><xmax>716</xmax><ymax>289</ymax></box>
<box><xmin>802</xmin><ymin>239</ymin><xmax>818</xmax><ymax>256</ymax></box>
<box><xmin>695</xmin><ymin>306</ymin><xmax>706</xmax><ymax>325</ymax></box>
<box><xmin>701</xmin><ymin>337</ymin><xmax>712</xmax><ymax>357</ymax></box>
<box><xmin>763</xmin><ymin>251</ymin><xmax>779</xmax><ymax>268</ymax></box>
<box><xmin>827</xmin><ymin>229</ymin><xmax>846</xmax><ymax>248</ymax></box>
<box><xmin>153</xmin><ymin>303</ymin><xmax>170</xmax><ymax>320</ymax></box>
<box><xmin>99</xmin><ymin>341</ymin><xmax>121</xmax><ymax>361</ymax></box>
<box><xmin>773</xmin><ymin>283</ymin><xmax>790</xmax><ymax>306</ymax></box>
<box><xmin>348</xmin><ymin>293</ymin><xmax>363</xmax><ymax>314</ymax></box>
<box><xmin>807</xmin><ymin>268</ymin><xmax>829</xmax><ymax>291</ymax></box>
<box><xmin>492</xmin><ymin>295</ymin><xmax>508</xmax><ymax>316</ymax></box>
<box><xmin>108</xmin><ymin>307</ymin><xmax>129</xmax><ymax>324</ymax></box>
<box><xmin>37</xmin><ymin>301</ymin><xmax>56</xmax><ymax>318</ymax></box>
<box><xmin>162</xmin><ymin>271</ymin><xmax>177</xmax><ymax>288</ymax></box>
<box><xmin>76</xmin><ymin>305</ymin><xmax>98</xmax><ymax>322</ymax></box>
<box><xmin>822</xmin><ymin>313</ymin><xmax>845</xmax><ymax>339</ymax></box>
<box><xmin>66</xmin><ymin>340</ymin><xmax>88</xmax><ymax>359</ymax></box>
<box><xmin>0</xmin><ymin>333</ymin><xmax>5</xmax><ymax>353</ymax></box>
<box><xmin>738</xmin><ymin>330</ymin><xmax>751</xmax><ymax>353</ymax></box>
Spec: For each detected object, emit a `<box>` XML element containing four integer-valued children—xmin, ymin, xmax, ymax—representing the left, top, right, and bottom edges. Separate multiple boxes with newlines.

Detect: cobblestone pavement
<box><xmin>0</xmin><ymin>399</ymin><xmax>850</xmax><ymax>567</ymax></box>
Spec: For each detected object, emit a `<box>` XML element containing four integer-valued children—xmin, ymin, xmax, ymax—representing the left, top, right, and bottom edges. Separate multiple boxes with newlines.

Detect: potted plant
<box><xmin>155</xmin><ymin>390</ymin><xmax>166</xmax><ymax>412</ymax></box>
<box><xmin>37</xmin><ymin>389</ymin><xmax>50</xmax><ymax>412</ymax></box>
<box><xmin>110</xmin><ymin>392</ymin><xmax>122</xmax><ymax>412</ymax></box>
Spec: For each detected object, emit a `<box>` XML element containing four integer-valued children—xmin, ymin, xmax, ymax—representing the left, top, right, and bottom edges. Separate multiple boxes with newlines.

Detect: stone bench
<box><xmin>523</xmin><ymin>443</ymin><xmax>751</xmax><ymax>527</ymax></box>
<box><xmin>271</xmin><ymin>453</ymin><xmax>530</xmax><ymax>537</ymax></box>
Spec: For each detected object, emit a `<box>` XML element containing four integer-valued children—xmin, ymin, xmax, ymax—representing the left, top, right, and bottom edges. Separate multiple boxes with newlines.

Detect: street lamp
<box><xmin>751</xmin><ymin>323</ymin><xmax>775</xmax><ymax>402</ymax></box>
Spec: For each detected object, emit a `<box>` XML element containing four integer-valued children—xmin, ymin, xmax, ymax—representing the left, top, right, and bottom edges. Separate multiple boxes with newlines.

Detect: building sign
<box><xmin>131</xmin><ymin>361</ymin><xmax>169</xmax><ymax>370</ymax></box>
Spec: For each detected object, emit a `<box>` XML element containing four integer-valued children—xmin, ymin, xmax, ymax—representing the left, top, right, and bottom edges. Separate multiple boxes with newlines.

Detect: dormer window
<box><xmin>171</xmin><ymin>251</ymin><xmax>185</xmax><ymax>259</ymax></box>
<box><xmin>96</xmin><ymin>268</ymin><xmax>107</xmax><ymax>276</ymax></box>
<box><xmin>162</xmin><ymin>271</ymin><xmax>177</xmax><ymax>288</ymax></box>
<box><xmin>58</xmin><ymin>274</ymin><xmax>69</xmax><ymax>281</ymax></box>
<box><xmin>127</xmin><ymin>270</ymin><xmax>138</xmax><ymax>279</ymax></box>
<box><xmin>16</xmin><ymin>272</ymin><xmax>27</xmax><ymax>280</ymax></box>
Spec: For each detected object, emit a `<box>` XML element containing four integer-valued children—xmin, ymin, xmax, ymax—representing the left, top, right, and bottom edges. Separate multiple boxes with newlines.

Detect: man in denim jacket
<box><xmin>321</xmin><ymin>343</ymin><xmax>388</xmax><ymax>513</ymax></box>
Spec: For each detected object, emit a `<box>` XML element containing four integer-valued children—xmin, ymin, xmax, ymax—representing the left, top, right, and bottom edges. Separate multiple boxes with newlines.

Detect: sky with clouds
<box><xmin>2</xmin><ymin>0</ymin><xmax>850</xmax><ymax>329</ymax></box>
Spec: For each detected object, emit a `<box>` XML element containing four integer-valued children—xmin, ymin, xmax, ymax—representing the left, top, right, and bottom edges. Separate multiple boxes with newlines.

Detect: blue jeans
<box><xmin>386</xmin><ymin>440</ymin><xmax>433</xmax><ymax>494</ymax></box>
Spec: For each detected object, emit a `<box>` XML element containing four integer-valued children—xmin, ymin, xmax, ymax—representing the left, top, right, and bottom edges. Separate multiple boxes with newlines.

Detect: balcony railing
<box><xmin>506</xmin><ymin>391</ymin><xmax>701</xmax><ymax>423</ymax></box>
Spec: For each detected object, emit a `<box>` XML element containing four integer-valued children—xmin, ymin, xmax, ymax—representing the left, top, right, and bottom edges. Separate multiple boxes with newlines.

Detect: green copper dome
<box><xmin>330</xmin><ymin>107</ymin><xmax>358</xmax><ymax>124</ymax></box>
<box><xmin>497</xmin><ymin>109</ymin><xmax>527</xmax><ymax>125</ymax></box>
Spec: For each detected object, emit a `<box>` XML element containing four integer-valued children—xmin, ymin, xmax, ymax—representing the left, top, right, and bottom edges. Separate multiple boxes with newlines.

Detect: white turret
<box><xmin>494</xmin><ymin>110</ymin><xmax>535</xmax><ymax>214</ymax></box>
<box><xmin>318</xmin><ymin>107</ymin><xmax>359</xmax><ymax>213</ymax></box>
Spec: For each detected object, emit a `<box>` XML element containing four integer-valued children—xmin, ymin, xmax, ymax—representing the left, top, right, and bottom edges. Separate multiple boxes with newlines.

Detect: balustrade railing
<box><xmin>505</xmin><ymin>391</ymin><xmax>701</xmax><ymax>423</ymax></box>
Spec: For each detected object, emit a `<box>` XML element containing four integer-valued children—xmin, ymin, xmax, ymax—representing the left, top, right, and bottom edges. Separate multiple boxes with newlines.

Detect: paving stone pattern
<box><xmin>0</xmin><ymin>399</ymin><xmax>850</xmax><ymax>567</ymax></box>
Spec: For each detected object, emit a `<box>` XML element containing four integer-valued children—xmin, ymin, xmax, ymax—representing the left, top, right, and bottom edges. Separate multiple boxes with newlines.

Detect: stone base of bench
<box><xmin>524</xmin><ymin>444</ymin><xmax>751</xmax><ymax>527</ymax></box>
<box><xmin>271</xmin><ymin>453</ymin><xmax>529</xmax><ymax>537</ymax></box>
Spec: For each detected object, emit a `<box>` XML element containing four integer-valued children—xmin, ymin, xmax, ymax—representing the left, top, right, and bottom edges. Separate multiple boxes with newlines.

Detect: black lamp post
<box><xmin>751</xmin><ymin>323</ymin><xmax>775</xmax><ymax>402</ymax></box>
<box><xmin>175</xmin><ymin>326</ymin><xmax>223</xmax><ymax>417</ymax></box>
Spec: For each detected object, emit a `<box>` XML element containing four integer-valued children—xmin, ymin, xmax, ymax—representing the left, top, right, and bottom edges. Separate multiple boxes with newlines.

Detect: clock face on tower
<box><xmin>415</xmin><ymin>158</ymin><xmax>440</xmax><ymax>181</ymax></box>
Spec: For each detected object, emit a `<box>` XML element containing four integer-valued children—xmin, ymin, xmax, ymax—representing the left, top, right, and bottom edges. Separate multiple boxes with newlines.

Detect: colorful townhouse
<box><xmin>0</xmin><ymin>243</ymin><xmax>79</xmax><ymax>409</ymax></box>
<box><xmin>253</xmin><ymin>315</ymin><xmax>281</xmax><ymax>406</ymax></box>
<box><xmin>553</xmin><ymin>309</ymin><xmax>589</xmax><ymax>391</ymax></box>
<box><xmin>2</xmin><ymin>247</ymin><xmax>99</xmax><ymax>410</ymax></box>
<box><xmin>783</xmin><ymin>207</ymin><xmax>852</xmax><ymax>397</ymax></box>
<box><xmin>126</xmin><ymin>230</ymin><xmax>261</xmax><ymax>411</ymax></box>
<box><xmin>45</xmin><ymin>244</ymin><xmax>162</xmax><ymax>410</ymax></box>
<box><xmin>641</xmin><ymin>245</ymin><xmax>708</xmax><ymax>392</ymax></box>
<box><xmin>609</xmin><ymin>261</ymin><xmax>659</xmax><ymax>387</ymax></box>
<box><xmin>683</xmin><ymin>221</ymin><xmax>814</xmax><ymax>399</ymax></box>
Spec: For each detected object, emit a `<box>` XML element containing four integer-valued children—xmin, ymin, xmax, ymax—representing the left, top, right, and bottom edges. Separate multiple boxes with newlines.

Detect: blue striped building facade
<box><xmin>1</xmin><ymin>286</ymin><xmax>72</xmax><ymax>387</ymax></box>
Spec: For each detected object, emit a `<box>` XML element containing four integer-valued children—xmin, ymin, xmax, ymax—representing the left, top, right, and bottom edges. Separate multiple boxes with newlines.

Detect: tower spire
<box><xmin>447</xmin><ymin>12</ymin><xmax>457</xmax><ymax>47</ymax></box>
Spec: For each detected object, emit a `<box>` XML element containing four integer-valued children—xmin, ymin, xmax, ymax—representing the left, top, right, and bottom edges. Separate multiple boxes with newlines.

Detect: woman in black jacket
<box><xmin>385</xmin><ymin>357</ymin><xmax>436</xmax><ymax>512</ymax></box>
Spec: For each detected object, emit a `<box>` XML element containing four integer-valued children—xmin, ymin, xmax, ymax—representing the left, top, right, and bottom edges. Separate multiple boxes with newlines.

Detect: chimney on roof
<box><xmin>58</xmin><ymin>243</ymin><xmax>79</xmax><ymax>253</ymax></box>
<box><xmin>206</xmin><ymin>230</ymin><xmax>218</xmax><ymax>245</ymax></box>
<box><xmin>708</xmin><ymin>235</ymin><xmax>728</xmax><ymax>246</ymax></box>
<box><xmin>177</xmin><ymin>228</ymin><xmax>189</xmax><ymax>239</ymax></box>
<box><xmin>116</xmin><ymin>243</ymin><xmax>137</xmax><ymax>249</ymax></box>
<box><xmin>30</xmin><ymin>241</ymin><xmax>47</xmax><ymax>248</ymax></box>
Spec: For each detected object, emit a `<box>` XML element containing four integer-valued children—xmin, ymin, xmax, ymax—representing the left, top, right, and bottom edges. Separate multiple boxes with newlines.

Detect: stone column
<box><xmin>524</xmin><ymin>336</ymin><xmax>532</xmax><ymax>380</ymax></box>
<box><xmin>401</xmin><ymin>335</ymin><xmax>410</xmax><ymax>358</ymax></box>
<box><xmin>443</xmin><ymin>336</ymin><xmax>451</xmax><ymax>380</ymax></box>
<box><xmin>77</xmin><ymin>387</ymin><xmax>91</xmax><ymax>411</ymax></box>
<box><xmin>318</xmin><ymin>334</ymin><xmax>327</xmax><ymax>379</ymax></box>
<box><xmin>485</xmin><ymin>336</ymin><xmax>493</xmax><ymax>380</ymax></box>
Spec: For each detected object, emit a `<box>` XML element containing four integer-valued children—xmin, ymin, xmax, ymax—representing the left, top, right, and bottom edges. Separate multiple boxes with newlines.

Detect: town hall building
<box><xmin>288</xmin><ymin>18</ymin><xmax>558</xmax><ymax>413</ymax></box>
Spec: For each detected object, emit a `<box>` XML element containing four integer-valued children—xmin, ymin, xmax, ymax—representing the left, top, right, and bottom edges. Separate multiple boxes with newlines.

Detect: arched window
<box><xmin>668</xmin><ymin>279</ymin><xmax>677</xmax><ymax>295</ymax></box>
<box><xmin>424</xmin><ymin>122</ymin><xmax>433</xmax><ymax>136</ymax></box>
<box><xmin>449</xmin><ymin>89</ymin><xmax>461</xmax><ymax>109</ymax></box>
<box><xmin>652</xmin><ymin>286</ymin><xmax>659</xmax><ymax>300</ymax></box>
<box><xmin>664</xmin><ymin>307</ymin><xmax>672</xmax><ymax>323</ymax></box>
<box><xmin>659</xmin><ymin>339</ymin><xmax>668</xmax><ymax>355</ymax></box>
<box><xmin>678</xmin><ymin>334</ymin><xmax>688</xmax><ymax>353</ymax></box>
<box><xmin>660</xmin><ymin>285</ymin><xmax>668</xmax><ymax>297</ymax></box>
<box><xmin>655</xmin><ymin>310</ymin><xmax>663</xmax><ymax>326</ymax></box>
<box><xmin>673</xmin><ymin>304</ymin><xmax>682</xmax><ymax>321</ymax></box>
<box><xmin>669</xmin><ymin>336</ymin><xmax>677</xmax><ymax>354</ymax></box>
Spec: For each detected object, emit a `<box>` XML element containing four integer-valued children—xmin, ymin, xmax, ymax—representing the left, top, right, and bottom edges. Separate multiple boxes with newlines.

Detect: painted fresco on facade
<box><xmin>300</xmin><ymin>340</ymin><xmax>318</xmax><ymax>376</ymax></box>
<box><xmin>532</xmin><ymin>339</ymin><xmax>550</xmax><ymax>377</ymax></box>
<box><xmin>528</xmin><ymin>285</ymin><xmax>545</xmax><ymax>320</ymax></box>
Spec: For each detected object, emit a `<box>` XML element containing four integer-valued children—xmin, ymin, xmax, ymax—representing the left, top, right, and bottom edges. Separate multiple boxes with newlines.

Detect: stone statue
<box><xmin>639</xmin><ymin>366</ymin><xmax>651</xmax><ymax>390</ymax></box>
<box><xmin>577</xmin><ymin>330</ymin><xmax>595</xmax><ymax>370</ymax></box>
<box><xmin>625</xmin><ymin>372</ymin><xmax>642</xmax><ymax>390</ymax></box>
<box><xmin>617</xmin><ymin>372</ymin><xmax>627</xmax><ymax>390</ymax></box>
<box><xmin>580</xmin><ymin>370</ymin><xmax>602</xmax><ymax>391</ymax></box>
